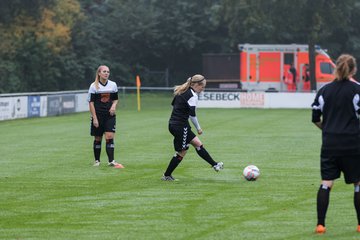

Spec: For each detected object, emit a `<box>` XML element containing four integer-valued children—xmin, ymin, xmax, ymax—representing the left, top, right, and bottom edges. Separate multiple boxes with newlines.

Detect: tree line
<box><xmin>0</xmin><ymin>0</ymin><xmax>359</xmax><ymax>93</ymax></box>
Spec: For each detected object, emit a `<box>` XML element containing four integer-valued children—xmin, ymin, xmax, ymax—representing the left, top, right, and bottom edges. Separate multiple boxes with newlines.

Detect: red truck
<box><xmin>239</xmin><ymin>44</ymin><xmax>335</xmax><ymax>91</ymax></box>
<box><xmin>203</xmin><ymin>44</ymin><xmax>335</xmax><ymax>91</ymax></box>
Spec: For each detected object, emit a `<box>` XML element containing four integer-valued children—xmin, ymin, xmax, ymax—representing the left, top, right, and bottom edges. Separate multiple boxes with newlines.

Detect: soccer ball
<box><xmin>243</xmin><ymin>165</ymin><xmax>260</xmax><ymax>181</ymax></box>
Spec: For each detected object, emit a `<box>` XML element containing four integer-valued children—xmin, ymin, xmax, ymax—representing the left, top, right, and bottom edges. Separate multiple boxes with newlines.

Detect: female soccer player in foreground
<box><xmin>162</xmin><ymin>74</ymin><xmax>223</xmax><ymax>181</ymax></box>
<box><xmin>88</xmin><ymin>65</ymin><xmax>123</xmax><ymax>168</ymax></box>
<box><xmin>312</xmin><ymin>54</ymin><xmax>360</xmax><ymax>234</ymax></box>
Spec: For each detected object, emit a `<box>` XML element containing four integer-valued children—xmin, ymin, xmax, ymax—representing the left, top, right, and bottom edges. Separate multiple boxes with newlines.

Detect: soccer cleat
<box><xmin>161</xmin><ymin>175</ymin><xmax>176</xmax><ymax>181</ymax></box>
<box><xmin>108</xmin><ymin>160</ymin><xmax>124</xmax><ymax>168</ymax></box>
<box><xmin>213</xmin><ymin>162</ymin><xmax>224</xmax><ymax>172</ymax></box>
<box><xmin>357</xmin><ymin>225</ymin><xmax>360</xmax><ymax>232</ymax></box>
<box><xmin>93</xmin><ymin>160</ymin><xmax>100</xmax><ymax>166</ymax></box>
<box><xmin>315</xmin><ymin>225</ymin><xmax>326</xmax><ymax>234</ymax></box>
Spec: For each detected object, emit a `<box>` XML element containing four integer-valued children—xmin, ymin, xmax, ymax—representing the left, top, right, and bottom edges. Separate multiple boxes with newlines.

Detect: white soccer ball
<box><xmin>243</xmin><ymin>165</ymin><xmax>260</xmax><ymax>181</ymax></box>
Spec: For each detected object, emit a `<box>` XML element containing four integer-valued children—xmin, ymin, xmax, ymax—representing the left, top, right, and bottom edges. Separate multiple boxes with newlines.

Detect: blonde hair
<box><xmin>174</xmin><ymin>74</ymin><xmax>206</xmax><ymax>95</ymax></box>
<box><xmin>334</xmin><ymin>54</ymin><xmax>357</xmax><ymax>81</ymax></box>
<box><xmin>94</xmin><ymin>65</ymin><xmax>109</xmax><ymax>90</ymax></box>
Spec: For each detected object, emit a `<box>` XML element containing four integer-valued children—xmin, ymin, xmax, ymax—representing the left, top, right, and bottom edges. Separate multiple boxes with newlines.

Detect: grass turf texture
<box><xmin>0</xmin><ymin>92</ymin><xmax>359</xmax><ymax>239</ymax></box>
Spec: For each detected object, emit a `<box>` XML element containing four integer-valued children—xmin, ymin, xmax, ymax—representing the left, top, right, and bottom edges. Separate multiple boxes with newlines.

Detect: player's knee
<box><xmin>321</xmin><ymin>180</ymin><xmax>333</xmax><ymax>189</ymax></box>
<box><xmin>176</xmin><ymin>150</ymin><xmax>186</xmax><ymax>159</ymax></box>
<box><xmin>195</xmin><ymin>144</ymin><xmax>204</xmax><ymax>151</ymax></box>
<box><xmin>191</xmin><ymin>139</ymin><xmax>202</xmax><ymax>148</ymax></box>
<box><xmin>105</xmin><ymin>130</ymin><xmax>114</xmax><ymax>138</ymax></box>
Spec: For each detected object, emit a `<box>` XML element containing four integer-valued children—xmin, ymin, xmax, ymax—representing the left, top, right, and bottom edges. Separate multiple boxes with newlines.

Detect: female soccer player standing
<box><xmin>88</xmin><ymin>65</ymin><xmax>123</xmax><ymax>168</ymax></box>
<box><xmin>312</xmin><ymin>54</ymin><xmax>360</xmax><ymax>233</ymax></box>
<box><xmin>162</xmin><ymin>74</ymin><xmax>223</xmax><ymax>181</ymax></box>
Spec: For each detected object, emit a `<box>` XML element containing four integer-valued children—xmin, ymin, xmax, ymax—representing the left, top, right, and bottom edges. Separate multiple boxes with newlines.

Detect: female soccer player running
<box><xmin>162</xmin><ymin>74</ymin><xmax>223</xmax><ymax>181</ymax></box>
<box><xmin>88</xmin><ymin>65</ymin><xmax>123</xmax><ymax>168</ymax></box>
<box><xmin>312</xmin><ymin>54</ymin><xmax>360</xmax><ymax>234</ymax></box>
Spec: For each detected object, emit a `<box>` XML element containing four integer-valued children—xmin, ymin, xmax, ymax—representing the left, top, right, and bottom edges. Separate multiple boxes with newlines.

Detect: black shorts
<box><xmin>90</xmin><ymin>113</ymin><xmax>116</xmax><ymax>136</ymax></box>
<box><xmin>169</xmin><ymin>124</ymin><xmax>196</xmax><ymax>152</ymax></box>
<box><xmin>321</xmin><ymin>155</ymin><xmax>360</xmax><ymax>184</ymax></box>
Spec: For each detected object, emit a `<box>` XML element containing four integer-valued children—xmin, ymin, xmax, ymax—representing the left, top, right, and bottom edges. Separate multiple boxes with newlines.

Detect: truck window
<box><xmin>284</xmin><ymin>53</ymin><xmax>294</xmax><ymax>65</ymax></box>
<box><xmin>320</xmin><ymin>62</ymin><xmax>334</xmax><ymax>74</ymax></box>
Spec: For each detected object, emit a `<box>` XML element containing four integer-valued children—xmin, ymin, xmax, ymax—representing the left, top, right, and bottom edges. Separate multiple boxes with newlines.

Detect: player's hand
<box><xmin>197</xmin><ymin>129</ymin><xmax>203</xmax><ymax>135</ymax></box>
<box><xmin>109</xmin><ymin>108</ymin><xmax>116</xmax><ymax>116</ymax></box>
<box><xmin>93</xmin><ymin>118</ymin><xmax>99</xmax><ymax>128</ymax></box>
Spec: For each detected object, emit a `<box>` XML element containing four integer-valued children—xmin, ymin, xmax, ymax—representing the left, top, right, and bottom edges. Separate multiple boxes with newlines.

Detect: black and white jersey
<box><xmin>312</xmin><ymin>79</ymin><xmax>360</xmax><ymax>155</ymax></box>
<box><xmin>169</xmin><ymin>88</ymin><xmax>198</xmax><ymax>126</ymax></box>
<box><xmin>88</xmin><ymin>80</ymin><xmax>118</xmax><ymax>115</ymax></box>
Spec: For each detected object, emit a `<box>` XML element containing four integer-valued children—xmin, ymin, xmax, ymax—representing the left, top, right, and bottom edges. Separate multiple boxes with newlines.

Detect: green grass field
<box><xmin>0</xmin><ymin>93</ymin><xmax>359</xmax><ymax>239</ymax></box>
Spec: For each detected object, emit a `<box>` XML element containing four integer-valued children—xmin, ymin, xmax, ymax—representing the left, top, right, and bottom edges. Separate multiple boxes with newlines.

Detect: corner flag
<box><xmin>136</xmin><ymin>75</ymin><xmax>141</xmax><ymax>111</ymax></box>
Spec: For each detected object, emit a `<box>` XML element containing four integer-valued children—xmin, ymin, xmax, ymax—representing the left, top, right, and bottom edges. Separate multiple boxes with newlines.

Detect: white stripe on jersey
<box><xmin>87</xmin><ymin>80</ymin><xmax>118</xmax><ymax>102</ymax></box>
<box><xmin>353</xmin><ymin>94</ymin><xmax>360</xmax><ymax>118</ymax></box>
<box><xmin>187</xmin><ymin>88</ymin><xmax>198</xmax><ymax>107</ymax></box>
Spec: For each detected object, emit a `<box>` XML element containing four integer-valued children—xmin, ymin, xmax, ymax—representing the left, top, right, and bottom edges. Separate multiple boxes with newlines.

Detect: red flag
<box><xmin>136</xmin><ymin>75</ymin><xmax>141</xmax><ymax>111</ymax></box>
<box><xmin>136</xmin><ymin>75</ymin><xmax>141</xmax><ymax>87</ymax></box>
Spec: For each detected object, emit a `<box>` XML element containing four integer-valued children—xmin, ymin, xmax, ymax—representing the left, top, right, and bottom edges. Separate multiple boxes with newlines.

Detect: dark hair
<box><xmin>334</xmin><ymin>54</ymin><xmax>357</xmax><ymax>80</ymax></box>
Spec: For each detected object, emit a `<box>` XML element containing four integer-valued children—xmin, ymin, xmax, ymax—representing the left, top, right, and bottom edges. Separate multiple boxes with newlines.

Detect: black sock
<box><xmin>317</xmin><ymin>184</ymin><xmax>331</xmax><ymax>226</ymax></box>
<box><xmin>164</xmin><ymin>154</ymin><xmax>183</xmax><ymax>176</ymax></box>
<box><xmin>106</xmin><ymin>139</ymin><xmax>114</xmax><ymax>162</ymax></box>
<box><xmin>196</xmin><ymin>145</ymin><xmax>217</xmax><ymax>166</ymax></box>
<box><xmin>354</xmin><ymin>185</ymin><xmax>360</xmax><ymax>225</ymax></box>
<box><xmin>93</xmin><ymin>140</ymin><xmax>101</xmax><ymax>161</ymax></box>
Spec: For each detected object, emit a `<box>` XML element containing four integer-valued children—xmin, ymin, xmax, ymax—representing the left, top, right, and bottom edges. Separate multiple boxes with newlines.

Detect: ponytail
<box><xmin>334</xmin><ymin>54</ymin><xmax>357</xmax><ymax>81</ymax></box>
<box><xmin>174</xmin><ymin>77</ymin><xmax>192</xmax><ymax>95</ymax></box>
<box><xmin>174</xmin><ymin>74</ymin><xmax>206</xmax><ymax>95</ymax></box>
